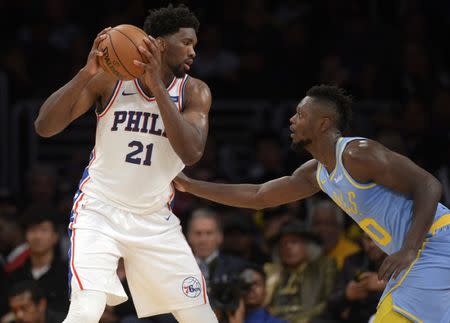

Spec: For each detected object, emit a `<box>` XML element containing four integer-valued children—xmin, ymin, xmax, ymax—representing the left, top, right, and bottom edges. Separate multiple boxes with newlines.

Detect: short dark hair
<box><xmin>240</xmin><ymin>263</ymin><xmax>266</xmax><ymax>282</ymax></box>
<box><xmin>21</xmin><ymin>205</ymin><xmax>58</xmax><ymax>232</ymax></box>
<box><xmin>8</xmin><ymin>280</ymin><xmax>45</xmax><ymax>304</ymax></box>
<box><xmin>306</xmin><ymin>84</ymin><xmax>353</xmax><ymax>133</ymax></box>
<box><xmin>143</xmin><ymin>4</ymin><xmax>200</xmax><ymax>37</ymax></box>
<box><xmin>187</xmin><ymin>208</ymin><xmax>222</xmax><ymax>233</ymax></box>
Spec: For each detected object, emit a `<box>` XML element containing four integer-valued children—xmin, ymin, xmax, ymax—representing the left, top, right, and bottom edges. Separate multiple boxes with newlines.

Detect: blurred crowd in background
<box><xmin>1</xmin><ymin>0</ymin><xmax>450</xmax><ymax>322</ymax></box>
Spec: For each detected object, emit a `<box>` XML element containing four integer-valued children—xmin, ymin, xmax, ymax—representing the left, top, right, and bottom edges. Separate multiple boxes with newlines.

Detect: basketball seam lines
<box><xmin>113</xmin><ymin>28</ymin><xmax>147</xmax><ymax>68</ymax></box>
<box><xmin>108</xmin><ymin>31</ymin><xmax>138</xmax><ymax>79</ymax></box>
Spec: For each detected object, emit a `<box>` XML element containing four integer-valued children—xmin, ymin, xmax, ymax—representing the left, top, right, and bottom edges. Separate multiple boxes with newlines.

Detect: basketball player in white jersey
<box><xmin>34</xmin><ymin>5</ymin><xmax>217</xmax><ymax>323</ymax></box>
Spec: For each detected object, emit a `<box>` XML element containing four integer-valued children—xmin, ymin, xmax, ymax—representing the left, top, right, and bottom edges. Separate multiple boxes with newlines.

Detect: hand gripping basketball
<box><xmin>133</xmin><ymin>36</ymin><xmax>164</xmax><ymax>91</ymax></box>
<box><xmin>84</xmin><ymin>27</ymin><xmax>112</xmax><ymax>76</ymax></box>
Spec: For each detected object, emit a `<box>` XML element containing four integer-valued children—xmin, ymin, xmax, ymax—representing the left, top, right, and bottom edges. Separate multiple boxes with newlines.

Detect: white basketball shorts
<box><xmin>67</xmin><ymin>191</ymin><xmax>208</xmax><ymax>317</ymax></box>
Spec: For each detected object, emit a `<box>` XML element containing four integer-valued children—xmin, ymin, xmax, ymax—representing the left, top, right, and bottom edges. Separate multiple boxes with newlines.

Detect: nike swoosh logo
<box><xmin>122</xmin><ymin>90</ymin><xmax>137</xmax><ymax>96</ymax></box>
<box><xmin>165</xmin><ymin>215</ymin><xmax>171</xmax><ymax>221</ymax></box>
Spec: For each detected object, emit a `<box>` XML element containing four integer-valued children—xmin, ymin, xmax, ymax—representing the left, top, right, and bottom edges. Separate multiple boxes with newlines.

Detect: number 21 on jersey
<box><xmin>125</xmin><ymin>140</ymin><xmax>153</xmax><ymax>166</ymax></box>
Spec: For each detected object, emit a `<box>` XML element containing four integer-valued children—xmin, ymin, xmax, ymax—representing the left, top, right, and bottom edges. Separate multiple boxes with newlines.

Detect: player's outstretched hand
<box><xmin>134</xmin><ymin>36</ymin><xmax>163</xmax><ymax>91</ymax></box>
<box><xmin>378</xmin><ymin>248</ymin><xmax>417</xmax><ymax>282</ymax></box>
<box><xmin>84</xmin><ymin>27</ymin><xmax>112</xmax><ymax>76</ymax></box>
<box><xmin>173</xmin><ymin>172</ymin><xmax>191</xmax><ymax>192</ymax></box>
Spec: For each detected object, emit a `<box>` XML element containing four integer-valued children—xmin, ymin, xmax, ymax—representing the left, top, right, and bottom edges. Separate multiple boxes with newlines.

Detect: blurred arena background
<box><xmin>1</xmin><ymin>1</ymin><xmax>449</xmax><ymax>323</ymax></box>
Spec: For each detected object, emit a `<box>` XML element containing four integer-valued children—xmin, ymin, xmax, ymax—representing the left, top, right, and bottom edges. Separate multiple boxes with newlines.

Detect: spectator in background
<box><xmin>1</xmin><ymin>280</ymin><xmax>65</xmax><ymax>323</ymax></box>
<box><xmin>0</xmin><ymin>211</ymin><xmax>29</xmax><ymax>317</ymax></box>
<box><xmin>264</xmin><ymin>221</ymin><xmax>336</xmax><ymax>323</ymax></box>
<box><xmin>8</xmin><ymin>207</ymin><xmax>68</xmax><ymax>314</ymax></box>
<box><xmin>324</xmin><ymin>233</ymin><xmax>387</xmax><ymax>323</ymax></box>
<box><xmin>309</xmin><ymin>199</ymin><xmax>360</xmax><ymax>270</ymax></box>
<box><xmin>0</xmin><ymin>211</ymin><xmax>29</xmax><ymax>274</ymax></box>
<box><xmin>186</xmin><ymin>208</ymin><xmax>246</xmax><ymax>310</ymax></box>
<box><xmin>227</xmin><ymin>265</ymin><xmax>286</xmax><ymax>323</ymax></box>
<box><xmin>221</xmin><ymin>212</ymin><xmax>270</xmax><ymax>266</ymax></box>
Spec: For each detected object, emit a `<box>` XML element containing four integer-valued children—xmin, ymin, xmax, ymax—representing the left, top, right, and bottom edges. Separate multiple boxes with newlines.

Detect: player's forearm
<box><xmin>403</xmin><ymin>176</ymin><xmax>442</xmax><ymax>250</ymax></box>
<box><xmin>35</xmin><ymin>68</ymin><xmax>93</xmax><ymax>137</ymax></box>
<box><xmin>153</xmin><ymin>85</ymin><xmax>204</xmax><ymax>165</ymax></box>
<box><xmin>185</xmin><ymin>179</ymin><xmax>264</xmax><ymax>210</ymax></box>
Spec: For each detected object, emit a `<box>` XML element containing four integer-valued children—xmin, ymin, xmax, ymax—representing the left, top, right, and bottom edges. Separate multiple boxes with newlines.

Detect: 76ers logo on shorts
<box><xmin>182</xmin><ymin>276</ymin><xmax>201</xmax><ymax>298</ymax></box>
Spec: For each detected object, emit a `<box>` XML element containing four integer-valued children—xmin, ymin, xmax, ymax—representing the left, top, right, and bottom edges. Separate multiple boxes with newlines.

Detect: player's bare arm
<box><xmin>174</xmin><ymin>159</ymin><xmax>321</xmax><ymax>210</ymax></box>
<box><xmin>343</xmin><ymin>139</ymin><xmax>443</xmax><ymax>281</ymax></box>
<box><xmin>35</xmin><ymin>27</ymin><xmax>114</xmax><ymax>137</ymax></box>
<box><xmin>134</xmin><ymin>36</ymin><xmax>211</xmax><ymax>165</ymax></box>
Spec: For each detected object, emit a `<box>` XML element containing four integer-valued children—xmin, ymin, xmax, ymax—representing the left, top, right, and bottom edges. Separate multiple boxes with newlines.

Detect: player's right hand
<box><xmin>173</xmin><ymin>172</ymin><xmax>190</xmax><ymax>192</ymax></box>
<box><xmin>83</xmin><ymin>27</ymin><xmax>112</xmax><ymax>76</ymax></box>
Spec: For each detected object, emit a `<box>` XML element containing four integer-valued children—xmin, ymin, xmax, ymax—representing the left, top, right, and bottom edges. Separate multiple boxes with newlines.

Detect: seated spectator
<box><xmin>1</xmin><ymin>280</ymin><xmax>65</xmax><ymax>323</ymax></box>
<box><xmin>0</xmin><ymin>211</ymin><xmax>30</xmax><ymax>274</ymax></box>
<box><xmin>227</xmin><ymin>265</ymin><xmax>286</xmax><ymax>323</ymax></box>
<box><xmin>264</xmin><ymin>220</ymin><xmax>336</xmax><ymax>323</ymax></box>
<box><xmin>222</xmin><ymin>212</ymin><xmax>270</xmax><ymax>265</ymax></box>
<box><xmin>0</xmin><ymin>211</ymin><xmax>30</xmax><ymax>317</ymax></box>
<box><xmin>309</xmin><ymin>200</ymin><xmax>360</xmax><ymax>270</ymax></box>
<box><xmin>325</xmin><ymin>233</ymin><xmax>387</xmax><ymax>322</ymax></box>
<box><xmin>186</xmin><ymin>208</ymin><xmax>247</xmax><ymax>314</ymax></box>
<box><xmin>8</xmin><ymin>208</ymin><xmax>68</xmax><ymax>314</ymax></box>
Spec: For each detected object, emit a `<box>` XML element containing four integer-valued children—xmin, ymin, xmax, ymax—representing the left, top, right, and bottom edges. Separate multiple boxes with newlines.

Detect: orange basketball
<box><xmin>98</xmin><ymin>24</ymin><xmax>148</xmax><ymax>80</ymax></box>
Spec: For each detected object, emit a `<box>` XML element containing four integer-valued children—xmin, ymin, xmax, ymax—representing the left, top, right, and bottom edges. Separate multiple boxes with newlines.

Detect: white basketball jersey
<box><xmin>78</xmin><ymin>75</ymin><xmax>189</xmax><ymax>214</ymax></box>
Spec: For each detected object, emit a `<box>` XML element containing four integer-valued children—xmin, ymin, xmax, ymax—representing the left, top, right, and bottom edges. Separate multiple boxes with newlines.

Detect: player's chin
<box><xmin>173</xmin><ymin>65</ymin><xmax>187</xmax><ymax>78</ymax></box>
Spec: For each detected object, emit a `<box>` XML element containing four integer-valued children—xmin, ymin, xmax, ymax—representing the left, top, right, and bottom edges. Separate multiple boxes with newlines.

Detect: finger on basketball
<box><xmin>143</xmin><ymin>37</ymin><xmax>160</xmax><ymax>53</ymax></box>
<box><xmin>138</xmin><ymin>45</ymin><xmax>153</xmax><ymax>61</ymax></box>
<box><xmin>93</xmin><ymin>34</ymin><xmax>107</xmax><ymax>48</ymax></box>
<box><xmin>133</xmin><ymin>60</ymin><xmax>146</xmax><ymax>67</ymax></box>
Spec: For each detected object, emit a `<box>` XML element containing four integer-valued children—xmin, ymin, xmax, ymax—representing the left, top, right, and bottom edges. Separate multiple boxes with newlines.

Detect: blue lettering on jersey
<box><xmin>110</xmin><ymin>110</ymin><xmax>166</xmax><ymax>138</ymax></box>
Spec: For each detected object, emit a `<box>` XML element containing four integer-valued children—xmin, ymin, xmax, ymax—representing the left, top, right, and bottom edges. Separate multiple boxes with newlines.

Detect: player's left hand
<box><xmin>173</xmin><ymin>172</ymin><xmax>191</xmax><ymax>192</ymax></box>
<box><xmin>133</xmin><ymin>36</ymin><xmax>163</xmax><ymax>91</ymax></box>
<box><xmin>378</xmin><ymin>247</ymin><xmax>418</xmax><ymax>282</ymax></box>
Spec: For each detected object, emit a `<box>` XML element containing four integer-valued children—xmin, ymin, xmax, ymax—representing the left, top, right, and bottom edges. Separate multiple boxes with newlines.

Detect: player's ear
<box><xmin>320</xmin><ymin>117</ymin><xmax>331</xmax><ymax>132</ymax></box>
<box><xmin>156</xmin><ymin>37</ymin><xmax>166</xmax><ymax>51</ymax></box>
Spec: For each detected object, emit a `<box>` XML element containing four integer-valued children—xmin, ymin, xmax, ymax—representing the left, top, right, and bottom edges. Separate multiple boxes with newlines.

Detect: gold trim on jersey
<box><xmin>429</xmin><ymin>213</ymin><xmax>450</xmax><ymax>235</ymax></box>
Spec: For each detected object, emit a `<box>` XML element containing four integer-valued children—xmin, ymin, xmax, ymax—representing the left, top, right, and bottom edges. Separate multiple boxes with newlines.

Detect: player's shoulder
<box><xmin>183</xmin><ymin>76</ymin><xmax>212</xmax><ymax>109</ymax></box>
<box><xmin>344</xmin><ymin>138</ymin><xmax>389</xmax><ymax>164</ymax></box>
<box><xmin>184</xmin><ymin>76</ymin><xmax>211</xmax><ymax>97</ymax></box>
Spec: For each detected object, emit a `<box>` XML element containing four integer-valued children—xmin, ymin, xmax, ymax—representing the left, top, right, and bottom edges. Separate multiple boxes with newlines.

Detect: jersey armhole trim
<box><xmin>339</xmin><ymin>138</ymin><xmax>377</xmax><ymax>190</ymax></box>
<box><xmin>178</xmin><ymin>75</ymin><xmax>189</xmax><ymax>112</ymax></box>
<box><xmin>316</xmin><ymin>163</ymin><xmax>325</xmax><ymax>191</ymax></box>
<box><xmin>97</xmin><ymin>80</ymin><xmax>123</xmax><ymax>119</ymax></box>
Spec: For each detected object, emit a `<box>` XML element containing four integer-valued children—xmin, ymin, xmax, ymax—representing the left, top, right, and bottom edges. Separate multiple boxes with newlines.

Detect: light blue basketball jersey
<box><xmin>316</xmin><ymin>137</ymin><xmax>450</xmax><ymax>255</ymax></box>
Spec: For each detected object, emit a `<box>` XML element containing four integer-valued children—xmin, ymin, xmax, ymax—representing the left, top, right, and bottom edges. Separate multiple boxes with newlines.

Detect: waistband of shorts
<box><xmin>82</xmin><ymin>190</ymin><xmax>170</xmax><ymax>215</ymax></box>
<box><xmin>429</xmin><ymin>213</ymin><xmax>450</xmax><ymax>236</ymax></box>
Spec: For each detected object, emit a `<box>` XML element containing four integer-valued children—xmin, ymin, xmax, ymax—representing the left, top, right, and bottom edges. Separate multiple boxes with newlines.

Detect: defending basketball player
<box><xmin>174</xmin><ymin>85</ymin><xmax>450</xmax><ymax>323</ymax></box>
<box><xmin>34</xmin><ymin>5</ymin><xmax>218</xmax><ymax>323</ymax></box>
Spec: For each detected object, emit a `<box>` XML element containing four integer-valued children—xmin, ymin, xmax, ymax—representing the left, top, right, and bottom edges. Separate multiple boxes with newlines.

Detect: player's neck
<box><xmin>138</xmin><ymin>68</ymin><xmax>175</xmax><ymax>96</ymax></box>
<box><xmin>311</xmin><ymin>132</ymin><xmax>341</xmax><ymax>173</ymax></box>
